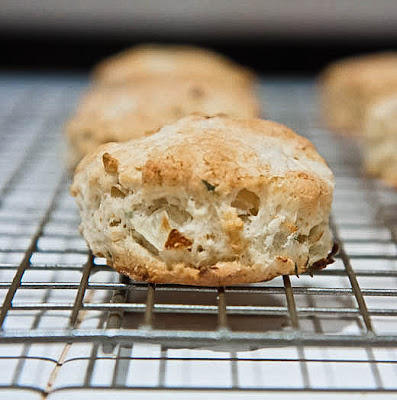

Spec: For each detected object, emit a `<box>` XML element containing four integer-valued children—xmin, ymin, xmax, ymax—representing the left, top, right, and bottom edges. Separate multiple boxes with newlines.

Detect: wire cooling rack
<box><xmin>0</xmin><ymin>74</ymin><xmax>396</xmax><ymax>399</ymax></box>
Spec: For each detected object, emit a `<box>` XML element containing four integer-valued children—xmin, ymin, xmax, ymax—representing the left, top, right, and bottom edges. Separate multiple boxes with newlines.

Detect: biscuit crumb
<box><xmin>282</xmin><ymin>221</ymin><xmax>298</xmax><ymax>233</ymax></box>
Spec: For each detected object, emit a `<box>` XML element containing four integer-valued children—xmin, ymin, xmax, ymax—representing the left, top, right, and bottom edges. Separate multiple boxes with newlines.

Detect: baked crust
<box><xmin>66</xmin><ymin>77</ymin><xmax>260</xmax><ymax>167</ymax></box>
<box><xmin>92</xmin><ymin>43</ymin><xmax>255</xmax><ymax>87</ymax></box>
<box><xmin>319</xmin><ymin>52</ymin><xmax>397</xmax><ymax>134</ymax></box>
<box><xmin>111</xmin><ymin>242</ymin><xmax>339</xmax><ymax>286</ymax></box>
<box><xmin>72</xmin><ymin>115</ymin><xmax>335</xmax><ymax>286</ymax></box>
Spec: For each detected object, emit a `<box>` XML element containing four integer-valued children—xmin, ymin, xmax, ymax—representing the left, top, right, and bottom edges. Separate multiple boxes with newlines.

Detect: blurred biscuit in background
<box><xmin>364</xmin><ymin>93</ymin><xmax>397</xmax><ymax>187</ymax></box>
<box><xmin>319</xmin><ymin>52</ymin><xmax>397</xmax><ymax>134</ymax></box>
<box><xmin>92</xmin><ymin>43</ymin><xmax>256</xmax><ymax>87</ymax></box>
<box><xmin>66</xmin><ymin>76</ymin><xmax>260</xmax><ymax>167</ymax></box>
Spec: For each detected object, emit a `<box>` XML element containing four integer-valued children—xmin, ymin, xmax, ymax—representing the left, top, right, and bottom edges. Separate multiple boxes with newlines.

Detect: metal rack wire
<box><xmin>0</xmin><ymin>75</ymin><xmax>396</xmax><ymax>398</ymax></box>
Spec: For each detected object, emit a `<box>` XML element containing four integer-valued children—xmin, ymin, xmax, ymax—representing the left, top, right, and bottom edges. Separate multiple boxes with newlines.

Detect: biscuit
<box><xmin>92</xmin><ymin>44</ymin><xmax>255</xmax><ymax>87</ymax></box>
<box><xmin>319</xmin><ymin>52</ymin><xmax>397</xmax><ymax>134</ymax></box>
<box><xmin>364</xmin><ymin>93</ymin><xmax>397</xmax><ymax>187</ymax></box>
<box><xmin>71</xmin><ymin>115</ymin><xmax>335</xmax><ymax>286</ymax></box>
<box><xmin>66</xmin><ymin>77</ymin><xmax>260</xmax><ymax>167</ymax></box>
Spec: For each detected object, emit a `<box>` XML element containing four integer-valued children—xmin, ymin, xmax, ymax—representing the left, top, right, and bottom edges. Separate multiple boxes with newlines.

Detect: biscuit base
<box><xmin>107</xmin><ymin>248</ymin><xmax>337</xmax><ymax>286</ymax></box>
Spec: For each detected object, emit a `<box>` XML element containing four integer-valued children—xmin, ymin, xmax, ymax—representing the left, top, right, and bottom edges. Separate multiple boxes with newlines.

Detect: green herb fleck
<box><xmin>202</xmin><ymin>179</ymin><xmax>216</xmax><ymax>192</ymax></box>
<box><xmin>125</xmin><ymin>211</ymin><xmax>133</xmax><ymax>218</ymax></box>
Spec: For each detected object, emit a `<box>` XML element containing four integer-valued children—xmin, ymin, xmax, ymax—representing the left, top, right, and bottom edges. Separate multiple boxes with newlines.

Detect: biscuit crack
<box><xmin>231</xmin><ymin>189</ymin><xmax>259</xmax><ymax>216</ymax></box>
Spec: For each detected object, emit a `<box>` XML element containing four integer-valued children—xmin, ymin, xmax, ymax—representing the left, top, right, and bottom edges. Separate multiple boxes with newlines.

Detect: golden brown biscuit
<box><xmin>66</xmin><ymin>76</ymin><xmax>260</xmax><ymax>167</ymax></box>
<box><xmin>319</xmin><ymin>52</ymin><xmax>397</xmax><ymax>134</ymax></box>
<box><xmin>92</xmin><ymin>44</ymin><xmax>255</xmax><ymax>87</ymax></box>
<box><xmin>364</xmin><ymin>93</ymin><xmax>397</xmax><ymax>187</ymax></box>
<box><xmin>71</xmin><ymin>115</ymin><xmax>335</xmax><ymax>286</ymax></box>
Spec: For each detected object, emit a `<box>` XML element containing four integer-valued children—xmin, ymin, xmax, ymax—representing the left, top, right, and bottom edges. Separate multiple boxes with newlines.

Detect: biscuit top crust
<box><xmin>65</xmin><ymin>77</ymin><xmax>260</xmax><ymax>167</ymax></box>
<box><xmin>68</xmin><ymin>76</ymin><xmax>259</xmax><ymax>125</ymax></box>
<box><xmin>66</xmin><ymin>77</ymin><xmax>260</xmax><ymax>154</ymax></box>
<box><xmin>92</xmin><ymin>44</ymin><xmax>255</xmax><ymax>86</ymax></box>
<box><xmin>73</xmin><ymin>115</ymin><xmax>334</xmax><ymax>202</ymax></box>
<box><xmin>321</xmin><ymin>52</ymin><xmax>397</xmax><ymax>90</ymax></box>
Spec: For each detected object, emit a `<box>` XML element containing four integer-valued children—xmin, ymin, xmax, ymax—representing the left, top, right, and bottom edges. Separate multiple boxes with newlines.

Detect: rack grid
<box><xmin>0</xmin><ymin>74</ymin><xmax>396</xmax><ymax>398</ymax></box>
